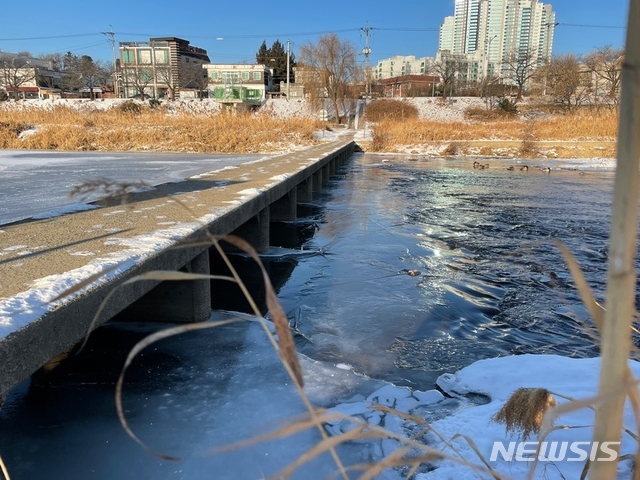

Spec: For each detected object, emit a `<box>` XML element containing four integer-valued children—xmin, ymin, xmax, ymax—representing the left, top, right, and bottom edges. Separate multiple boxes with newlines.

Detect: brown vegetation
<box><xmin>0</xmin><ymin>104</ymin><xmax>324</xmax><ymax>153</ymax></box>
<box><xmin>365</xmin><ymin>99</ymin><xmax>419</xmax><ymax>122</ymax></box>
<box><xmin>369</xmin><ymin>108</ymin><xmax>618</xmax><ymax>157</ymax></box>
<box><xmin>492</xmin><ymin>387</ymin><xmax>557</xmax><ymax>440</ymax></box>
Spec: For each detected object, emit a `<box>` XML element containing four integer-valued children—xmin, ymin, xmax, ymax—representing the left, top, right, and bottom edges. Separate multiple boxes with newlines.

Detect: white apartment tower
<box><xmin>438</xmin><ymin>0</ymin><xmax>555</xmax><ymax>79</ymax></box>
<box><xmin>376</xmin><ymin>55</ymin><xmax>434</xmax><ymax>80</ymax></box>
<box><xmin>439</xmin><ymin>16</ymin><xmax>455</xmax><ymax>52</ymax></box>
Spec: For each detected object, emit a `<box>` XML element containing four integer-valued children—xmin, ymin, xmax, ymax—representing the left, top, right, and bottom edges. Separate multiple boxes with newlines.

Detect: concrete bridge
<box><xmin>0</xmin><ymin>139</ymin><xmax>356</xmax><ymax>399</ymax></box>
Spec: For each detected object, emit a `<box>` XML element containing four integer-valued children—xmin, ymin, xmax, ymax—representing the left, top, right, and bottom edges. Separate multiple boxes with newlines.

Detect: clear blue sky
<box><xmin>0</xmin><ymin>0</ymin><xmax>629</xmax><ymax>66</ymax></box>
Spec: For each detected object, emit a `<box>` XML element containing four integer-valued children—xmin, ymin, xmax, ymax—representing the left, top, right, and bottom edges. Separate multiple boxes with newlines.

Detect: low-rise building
<box><xmin>118</xmin><ymin>37</ymin><xmax>210</xmax><ymax>99</ymax></box>
<box><xmin>0</xmin><ymin>53</ymin><xmax>63</xmax><ymax>99</ymax></box>
<box><xmin>204</xmin><ymin>64</ymin><xmax>273</xmax><ymax>103</ymax></box>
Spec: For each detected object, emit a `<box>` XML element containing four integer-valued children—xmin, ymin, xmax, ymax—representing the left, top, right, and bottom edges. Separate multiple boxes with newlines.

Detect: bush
<box><xmin>365</xmin><ymin>99</ymin><xmax>419</xmax><ymax>122</ymax></box>
<box><xmin>495</xmin><ymin>97</ymin><xmax>518</xmax><ymax>115</ymax></box>
<box><xmin>0</xmin><ymin>90</ymin><xmax>8</xmax><ymax>102</ymax></box>
<box><xmin>148</xmin><ymin>98</ymin><xmax>162</xmax><ymax>109</ymax></box>
<box><xmin>119</xmin><ymin>100</ymin><xmax>142</xmax><ymax>114</ymax></box>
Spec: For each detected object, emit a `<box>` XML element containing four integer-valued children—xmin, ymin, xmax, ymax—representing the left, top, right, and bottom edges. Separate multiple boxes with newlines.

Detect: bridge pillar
<box><xmin>297</xmin><ymin>177</ymin><xmax>313</xmax><ymax>202</ymax></box>
<box><xmin>270</xmin><ymin>188</ymin><xmax>297</xmax><ymax>221</ymax></box>
<box><xmin>322</xmin><ymin>164</ymin><xmax>330</xmax><ymax>186</ymax></box>
<box><xmin>328</xmin><ymin>157</ymin><xmax>336</xmax><ymax>176</ymax></box>
<box><xmin>312</xmin><ymin>170</ymin><xmax>322</xmax><ymax>191</ymax></box>
<box><xmin>114</xmin><ymin>249</ymin><xmax>212</xmax><ymax>323</ymax></box>
<box><xmin>231</xmin><ymin>207</ymin><xmax>270</xmax><ymax>253</ymax></box>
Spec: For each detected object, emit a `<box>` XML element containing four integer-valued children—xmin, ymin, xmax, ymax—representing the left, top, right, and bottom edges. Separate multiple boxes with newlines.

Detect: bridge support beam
<box><xmin>231</xmin><ymin>207</ymin><xmax>270</xmax><ymax>253</ymax></box>
<box><xmin>114</xmin><ymin>249</ymin><xmax>212</xmax><ymax>323</ymax></box>
<box><xmin>322</xmin><ymin>164</ymin><xmax>330</xmax><ymax>186</ymax></box>
<box><xmin>312</xmin><ymin>170</ymin><xmax>322</xmax><ymax>191</ymax></box>
<box><xmin>270</xmin><ymin>189</ymin><xmax>297</xmax><ymax>222</ymax></box>
<box><xmin>297</xmin><ymin>178</ymin><xmax>313</xmax><ymax>202</ymax></box>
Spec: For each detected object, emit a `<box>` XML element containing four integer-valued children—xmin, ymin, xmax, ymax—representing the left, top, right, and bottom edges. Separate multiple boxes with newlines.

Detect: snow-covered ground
<box><xmin>323</xmin><ymin>354</ymin><xmax>639</xmax><ymax>479</ymax></box>
<box><xmin>0</xmin><ymin>96</ymin><xmax>484</xmax><ymax>123</ymax></box>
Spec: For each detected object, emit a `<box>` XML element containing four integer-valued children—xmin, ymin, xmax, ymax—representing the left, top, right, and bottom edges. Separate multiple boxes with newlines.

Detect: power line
<box><xmin>0</xmin><ymin>25</ymin><xmax>444</xmax><ymax>44</ymax></box>
<box><xmin>115</xmin><ymin>28</ymin><xmax>361</xmax><ymax>40</ymax></box>
<box><xmin>375</xmin><ymin>27</ymin><xmax>440</xmax><ymax>32</ymax></box>
<box><xmin>0</xmin><ymin>33</ymin><xmax>102</xmax><ymax>41</ymax></box>
<box><xmin>558</xmin><ymin>22</ymin><xmax>625</xmax><ymax>29</ymax></box>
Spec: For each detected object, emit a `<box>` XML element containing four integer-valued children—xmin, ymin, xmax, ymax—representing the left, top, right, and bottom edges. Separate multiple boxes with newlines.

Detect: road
<box><xmin>0</xmin><ymin>150</ymin><xmax>267</xmax><ymax>226</ymax></box>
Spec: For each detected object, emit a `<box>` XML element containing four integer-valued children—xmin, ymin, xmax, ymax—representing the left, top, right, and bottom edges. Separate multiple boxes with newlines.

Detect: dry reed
<box><xmin>365</xmin><ymin>99</ymin><xmax>419</xmax><ymax>122</ymax></box>
<box><xmin>491</xmin><ymin>387</ymin><xmax>557</xmax><ymax>440</ymax></box>
<box><xmin>369</xmin><ymin>109</ymin><xmax>618</xmax><ymax>154</ymax></box>
<box><xmin>0</xmin><ymin>105</ymin><xmax>323</xmax><ymax>153</ymax></box>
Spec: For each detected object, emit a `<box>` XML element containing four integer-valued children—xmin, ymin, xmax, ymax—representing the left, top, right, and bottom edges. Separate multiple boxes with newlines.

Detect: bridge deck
<box><xmin>0</xmin><ymin>138</ymin><xmax>354</xmax><ymax>398</ymax></box>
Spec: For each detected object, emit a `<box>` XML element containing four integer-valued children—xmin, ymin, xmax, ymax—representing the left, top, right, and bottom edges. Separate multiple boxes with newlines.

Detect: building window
<box><xmin>253</xmin><ymin>72</ymin><xmax>261</xmax><ymax>80</ymax></box>
<box><xmin>122</xmin><ymin>50</ymin><xmax>134</xmax><ymax>64</ymax></box>
<box><xmin>242</xmin><ymin>72</ymin><xmax>250</xmax><ymax>80</ymax></box>
<box><xmin>155</xmin><ymin>49</ymin><xmax>169</xmax><ymax>64</ymax></box>
<box><xmin>210</xmin><ymin>71</ymin><xmax>218</xmax><ymax>80</ymax></box>
<box><xmin>222</xmin><ymin>72</ymin><xmax>239</xmax><ymax>83</ymax></box>
<box><xmin>137</xmin><ymin>50</ymin><xmax>152</xmax><ymax>65</ymax></box>
<box><xmin>140</xmin><ymin>70</ymin><xmax>152</xmax><ymax>82</ymax></box>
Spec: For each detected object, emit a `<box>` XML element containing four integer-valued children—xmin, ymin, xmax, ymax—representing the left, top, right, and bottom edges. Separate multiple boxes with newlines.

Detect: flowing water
<box><xmin>0</xmin><ymin>153</ymin><xmax>624</xmax><ymax>479</ymax></box>
<box><xmin>281</xmin><ymin>154</ymin><xmax>615</xmax><ymax>390</ymax></box>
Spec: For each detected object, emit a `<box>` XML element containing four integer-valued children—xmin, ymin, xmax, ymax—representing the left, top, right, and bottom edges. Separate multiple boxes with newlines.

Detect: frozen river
<box><xmin>0</xmin><ymin>150</ymin><xmax>266</xmax><ymax>225</ymax></box>
<box><xmin>0</xmin><ymin>153</ymin><xmax>626</xmax><ymax>479</ymax></box>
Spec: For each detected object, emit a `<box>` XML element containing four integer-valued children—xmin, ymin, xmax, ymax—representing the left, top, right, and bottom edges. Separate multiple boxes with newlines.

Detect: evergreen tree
<box><xmin>62</xmin><ymin>52</ymin><xmax>80</xmax><ymax>71</ymax></box>
<box><xmin>255</xmin><ymin>39</ymin><xmax>297</xmax><ymax>91</ymax></box>
<box><xmin>256</xmin><ymin>41</ymin><xmax>269</xmax><ymax>65</ymax></box>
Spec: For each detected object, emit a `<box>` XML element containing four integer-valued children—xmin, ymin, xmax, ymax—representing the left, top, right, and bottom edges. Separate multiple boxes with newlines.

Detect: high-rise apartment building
<box><xmin>439</xmin><ymin>17</ymin><xmax>455</xmax><ymax>52</ymax></box>
<box><xmin>375</xmin><ymin>55</ymin><xmax>435</xmax><ymax>80</ymax></box>
<box><xmin>438</xmin><ymin>0</ymin><xmax>555</xmax><ymax>80</ymax></box>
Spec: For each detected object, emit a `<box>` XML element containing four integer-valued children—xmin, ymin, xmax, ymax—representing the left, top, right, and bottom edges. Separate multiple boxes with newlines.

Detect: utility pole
<box><xmin>360</xmin><ymin>23</ymin><xmax>373</xmax><ymax>135</ymax></box>
<box><xmin>286</xmin><ymin>39</ymin><xmax>290</xmax><ymax>100</ymax></box>
<box><xmin>101</xmin><ymin>26</ymin><xmax>117</xmax><ymax>97</ymax></box>
<box><xmin>360</xmin><ymin>23</ymin><xmax>373</xmax><ymax>97</ymax></box>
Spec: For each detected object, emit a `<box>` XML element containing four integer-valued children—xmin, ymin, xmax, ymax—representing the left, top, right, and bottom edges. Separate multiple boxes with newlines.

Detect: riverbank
<box><xmin>0</xmin><ymin>97</ymin><xmax>618</xmax><ymax>159</ymax></box>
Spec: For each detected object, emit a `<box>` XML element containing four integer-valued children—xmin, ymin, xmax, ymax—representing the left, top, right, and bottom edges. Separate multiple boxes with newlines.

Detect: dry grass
<box><xmin>464</xmin><ymin>106</ymin><xmax>516</xmax><ymax>121</ymax></box>
<box><xmin>369</xmin><ymin>109</ymin><xmax>619</xmax><ymax>155</ymax></box>
<box><xmin>365</xmin><ymin>99</ymin><xmax>419</xmax><ymax>122</ymax></box>
<box><xmin>491</xmin><ymin>388</ymin><xmax>557</xmax><ymax>440</ymax></box>
<box><xmin>0</xmin><ymin>105</ymin><xmax>324</xmax><ymax>153</ymax></box>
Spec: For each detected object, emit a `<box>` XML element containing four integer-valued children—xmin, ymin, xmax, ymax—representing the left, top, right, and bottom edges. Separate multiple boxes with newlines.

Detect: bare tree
<box><xmin>432</xmin><ymin>54</ymin><xmax>464</xmax><ymax>99</ymax></box>
<box><xmin>501</xmin><ymin>48</ymin><xmax>540</xmax><ymax>100</ymax></box>
<box><xmin>543</xmin><ymin>54</ymin><xmax>590</xmax><ymax>111</ymax></box>
<box><xmin>59</xmin><ymin>55</ymin><xmax>110</xmax><ymax>98</ymax></box>
<box><xmin>299</xmin><ymin>33</ymin><xmax>358</xmax><ymax>124</ymax></box>
<box><xmin>0</xmin><ymin>54</ymin><xmax>36</xmax><ymax>100</ymax></box>
<box><xmin>38</xmin><ymin>52</ymin><xmax>64</xmax><ymax>71</ymax></box>
<box><xmin>583</xmin><ymin>45</ymin><xmax>624</xmax><ymax>104</ymax></box>
<box><xmin>123</xmin><ymin>68</ymin><xmax>153</xmax><ymax>98</ymax></box>
<box><xmin>156</xmin><ymin>66</ymin><xmax>178</xmax><ymax>99</ymax></box>
<box><xmin>181</xmin><ymin>63</ymin><xmax>209</xmax><ymax>99</ymax></box>
<box><xmin>78</xmin><ymin>56</ymin><xmax>109</xmax><ymax>100</ymax></box>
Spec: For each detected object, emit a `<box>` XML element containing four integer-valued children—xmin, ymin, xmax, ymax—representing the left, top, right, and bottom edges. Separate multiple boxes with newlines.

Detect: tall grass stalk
<box><xmin>591</xmin><ymin>1</ymin><xmax>640</xmax><ymax>478</ymax></box>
